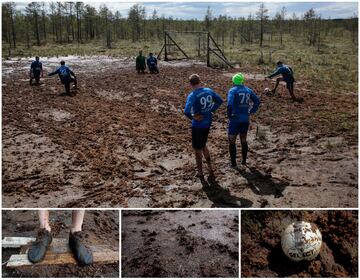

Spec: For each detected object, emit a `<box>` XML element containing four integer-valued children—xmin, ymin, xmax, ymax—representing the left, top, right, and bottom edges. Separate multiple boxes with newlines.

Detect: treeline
<box><xmin>2</xmin><ymin>2</ymin><xmax>358</xmax><ymax>50</ymax></box>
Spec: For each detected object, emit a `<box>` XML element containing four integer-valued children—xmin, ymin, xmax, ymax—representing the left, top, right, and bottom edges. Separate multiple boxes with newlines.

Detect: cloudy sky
<box><xmin>14</xmin><ymin>1</ymin><xmax>358</xmax><ymax>19</ymax></box>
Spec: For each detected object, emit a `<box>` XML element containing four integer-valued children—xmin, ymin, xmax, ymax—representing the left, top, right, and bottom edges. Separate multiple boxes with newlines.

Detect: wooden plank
<box><xmin>2</xmin><ymin>237</ymin><xmax>36</xmax><ymax>248</ymax></box>
<box><xmin>4</xmin><ymin>237</ymin><xmax>119</xmax><ymax>267</ymax></box>
<box><xmin>7</xmin><ymin>250</ymin><xmax>119</xmax><ymax>267</ymax></box>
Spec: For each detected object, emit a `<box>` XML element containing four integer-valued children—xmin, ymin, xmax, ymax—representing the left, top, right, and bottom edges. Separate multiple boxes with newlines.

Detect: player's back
<box><xmin>228</xmin><ymin>85</ymin><xmax>253</xmax><ymax>122</ymax></box>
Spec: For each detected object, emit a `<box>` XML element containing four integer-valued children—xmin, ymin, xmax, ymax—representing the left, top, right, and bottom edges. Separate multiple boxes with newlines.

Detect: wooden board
<box><xmin>4</xmin><ymin>237</ymin><xmax>119</xmax><ymax>267</ymax></box>
<box><xmin>2</xmin><ymin>237</ymin><xmax>36</xmax><ymax>248</ymax></box>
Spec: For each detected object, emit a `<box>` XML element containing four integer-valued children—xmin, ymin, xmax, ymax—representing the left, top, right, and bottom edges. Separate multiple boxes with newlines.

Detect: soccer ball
<box><xmin>281</xmin><ymin>221</ymin><xmax>322</xmax><ymax>262</ymax></box>
<box><xmin>264</xmin><ymin>87</ymin><xmax>271</xmax><ymax>94</ymax></box>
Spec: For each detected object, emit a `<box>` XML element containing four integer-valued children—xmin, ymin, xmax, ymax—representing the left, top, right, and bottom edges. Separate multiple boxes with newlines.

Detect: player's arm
<box><xmin>40</xmin><ymin>63</ymin><xmax>43</xmax><ymax>77</ymax></box>
<box><xmin>48</xmin><ymin>68</ymin><xmax>59</xmax><ymax>76</ymax></box>
<box><xmin>29</xmin><ymin>63</ymin><xmax>34</xmax><ymax>77</ymax></box>
<box><xmin>267</xmin><ymin>68</ymin><xmax>280</xmax><ymax>79</ymax></box>
<box><xmin>227</xmin><ymin>90</ymin><xmax>234</xmax><ymax>119</ymax></box>
<box><xmin>249</xmin><ymin>91</ymin><xmax>260</xmax><ymax>114</ymax></box>
<box><xmin>184</xmin><ymin>94</ymin><xmax>194</xmax><ymax>120</ymax></box>
<box><xmin>211</xmin><ymin>91</ymin><xmax>223</xmax><ymax>113</ymax></box>
<box><xmin>70</xmin><ymin>70</ymin><xmax>76</xmax><ymax>79</ymax></box>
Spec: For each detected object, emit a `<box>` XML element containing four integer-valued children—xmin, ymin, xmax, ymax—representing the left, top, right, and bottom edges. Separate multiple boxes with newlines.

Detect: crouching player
<box><xmin>228</xmin><ymin>73</ymin><xmax>260</xmax><ymax>169</ymax></box>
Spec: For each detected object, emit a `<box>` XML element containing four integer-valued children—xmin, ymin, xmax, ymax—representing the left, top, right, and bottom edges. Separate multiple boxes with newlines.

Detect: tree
<box><xmin>128</xmin><ymin>4</ymin><xmax>146</xmax><ymax>42</ymax></box>
<box><xmin>2</xmin><ymin>2</ymin><xmax>17</xmax><ymax>48</ymax></box>
<box><xmin>204</xmin><ymin>6</ymin><xmax>212</xmax><ymax>31</ymax></box>
<box><xmin>256</xmin><ymin>3</ymin><xmax>269</xmax><ymax>47</ymax></box>
<box><xmin>25</xmin><ymin>2</ymin><xmax>41</xmax><ymax>45</ymax></box>
<box><xmin>274</xmin><ymin>6</ymin><xmax>286</xmax><ymax>45</ymax></box>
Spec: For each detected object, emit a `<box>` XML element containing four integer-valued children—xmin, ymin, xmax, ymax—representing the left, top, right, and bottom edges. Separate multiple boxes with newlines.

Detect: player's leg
<box><xmin>202</xmin><ymin>145</ymin><xmax>215</xmax><ymax>178</ymax></box>
<box><xmin>287</xmin><ymin>82</ymin><xmax>297</xmax><ymax>101</ymax></box>
<box><xmin>64</xmin><ymin>82</ymin><xmax>71</xmax><ymax>95</ymax></box>
<box><xmin>239</xmin><ymin>123</ymin><xmax>250</xmax><ymax>165</ymax></box>
<box><xmin>272</xmin><ymin>77</ymin><xmax>283</xmax><ymax>94</ymax></box>
<box><xmin>28</xmin><ymin>210</ymin><xmax>53</xmax><ymax>263</ymax></box>
<box><xmin>69</xmin><ymin>210</ymin><xmax>93</xmax><ymax>266</ymax></box>
<box><xmin>228</xmin><ymin>121</ymin><xmax>239</xmax><ymax>167</ymax></box>
<box><xmin>192</xmin><ymin>127</ymin><xmax>204</xmax><ymax>178</ymax></box>
<box><xmin>35</xmin><ymin>72</ymin><xmax>40</xmax><ymax>85</ymax></box>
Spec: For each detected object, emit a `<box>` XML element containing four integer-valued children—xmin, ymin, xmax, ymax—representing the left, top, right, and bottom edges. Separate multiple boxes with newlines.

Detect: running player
<box><xmin>184</xmin><ymin>74</ymin><xmax>223</xmax><ymax>181</ymax></box>
<box><xmin>28</xmin><ymin>210</ymin><xmax>93</xmax><ymax>266</ymax></box>
<box><xmin>227</xmin><ymin>73</ymin><xmax>260</xmax><ymax>169</ymax></box>
<box><xmin>48</xmin><ymin>60</ymin><xmax>77</xmax><ymax>95</ymax></box>
<box><xmin>29</xmin><ymin>56</ymin><xmax>43</xmax><ymax>85</ymax></box>
<box><xmin>267</xmin><ymin>61</ymin><xmax>298</xmax><ymax>101</ymax></box>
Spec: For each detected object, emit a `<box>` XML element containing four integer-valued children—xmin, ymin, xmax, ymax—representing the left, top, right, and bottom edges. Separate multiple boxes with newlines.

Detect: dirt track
<box><xmin>241</xmin><ymin>210</ymin><xmax>358</xmax><ymax>277</ymax></box>
<box><xmin>1</xmin><ymin>210</ymin><xmax>119</xmax><ymax>278</ymax></box>
<box><xmin>121</xmin><ymin>210</ymin><xmax>239</xmax><ymax>277</ymax></box>
<box><xmin>2</xmin><ymin>56</ymin><xmax>357</xmax><ymax>208</ymax></box>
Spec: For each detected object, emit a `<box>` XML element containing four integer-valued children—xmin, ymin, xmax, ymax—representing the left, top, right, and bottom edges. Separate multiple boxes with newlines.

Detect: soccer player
<box><xmin>28</xmin><ymin>210</ymin><xmax>93</xmax><ymax>266</ymax></box>
<box><xmin>267</xmin><ymin>61</ymin><xmax>298</xmax><ymax>101</ymax></box>
<box><xmin>48</xmin><ymin>60</ymin><xmax>77</xmax><ymax>95</ymax></box>
<box><xmin>147</xmin><ymin>53</ymin><xmax>159</xmax><ymax>74</ymax></box>
<box><xmin>184</xmin><ymin>74</ymin><xmax>223</xmax><ymax>181</ymax></box>
<box><xmin>136</xmin><ymin>50</ymin><xmax>146</xmax><ymax>74</ymax></box>
<box><xmin>227</xmin><ymin>73</ymin><xmax>260</xmax><ymax>169</ymax></box>
<box><xmin>29</xmin><ymin>56</ymin><xmax>43</xmax><ymax>85</ymax></box>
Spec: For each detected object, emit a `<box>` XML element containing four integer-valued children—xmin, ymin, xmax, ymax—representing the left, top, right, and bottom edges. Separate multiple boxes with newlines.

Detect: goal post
<box><xmin>158</xmin><ymin>30</ymin><xmax>233</xmax><ymax>68</ymax></box>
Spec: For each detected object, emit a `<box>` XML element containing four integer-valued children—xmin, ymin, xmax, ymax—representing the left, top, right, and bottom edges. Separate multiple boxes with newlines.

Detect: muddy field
<box><xmin>121</xmin><ymin>210</ymin><xmax>239</xmax><ymax>277</ymax></box>
<box><xmin>2</xmin><ymin>210</ymin><xmax>119</xmax><ymax>277</ymax></box>
<box><xmin>241</xmin><ymin>210</ymin><xmax>358</xmax><ymax>277</ymax></box>
<box><xmin>2</xmin><ymin>56</ymin><xmax>357</xmax><ymax>208</ymax></box>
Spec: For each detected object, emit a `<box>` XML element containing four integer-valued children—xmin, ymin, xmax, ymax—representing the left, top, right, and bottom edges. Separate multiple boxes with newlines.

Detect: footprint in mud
<box><xmin>176</xmin><ymin>225</ymin><xmax>197</xmax><ymax>253</ymax></box>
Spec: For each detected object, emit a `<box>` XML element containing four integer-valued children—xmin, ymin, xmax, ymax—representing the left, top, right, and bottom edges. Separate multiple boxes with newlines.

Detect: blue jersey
<box><xmin>227</xmin><ymin>85</ymin><xmax>260</xmax><ymax>123</ymax></box>
<box><xmin>268</xmin><ymin>64</ymin><xmax>294</xmax><ymax>83</ymax></box>
<box><xmin>184</xmin><ymin>87</ymin><xmax>223</xmax><ymax>128</ymax></box>
<box><xmin>147</xmin><ymin>56</ymin><xmax>157</xmax><ymax>68</ymax></box>
<box><xmin>48</xmin><ymin>65</ymin><xmax>75</xmax><ymax>82</ymax></box>
<box><xmin>30</xmin><ymin>61</ymin><xmax>42</xmax><ymax>73</ymax></box>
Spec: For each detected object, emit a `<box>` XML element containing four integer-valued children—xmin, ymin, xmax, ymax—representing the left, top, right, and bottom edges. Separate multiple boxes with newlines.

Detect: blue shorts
<box><xmin>228</xmin><ymin>122</ymin><xmax>249</xmax><ymax>135</ymax></box>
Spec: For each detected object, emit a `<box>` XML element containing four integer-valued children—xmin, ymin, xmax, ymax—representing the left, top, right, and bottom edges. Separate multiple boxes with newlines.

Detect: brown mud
<box><xmin>241</xmin><ymin>210</ymin><xmax>358</xmax><ymax>277</ymax></box>
<box><xmin>2</xmin><ymin>57</ymin><xmax>357</xmax><ymax>208</ymax></box>
<box><xmin>121</xmin><ymin>210</ymin><xmax>239</xmax><ymax>277</ymax></box>
<box><xmin>2</xmin><ymin>210</ymin><xmax>119</xmax><ymax>278</ymax></box>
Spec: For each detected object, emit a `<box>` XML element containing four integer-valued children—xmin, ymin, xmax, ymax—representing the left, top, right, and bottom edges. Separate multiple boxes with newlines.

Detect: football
<box><xmin>281</xmin><ymin>221</ymin><xmax>322</xmax><ymax>262</ymax></box>
<box><xmin>264</xmin><ymin>87</ymin><xmax>271</xmax><ymax>94</ymax></box>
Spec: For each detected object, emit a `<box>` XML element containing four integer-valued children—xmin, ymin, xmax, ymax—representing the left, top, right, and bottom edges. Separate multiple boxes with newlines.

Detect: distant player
<box><xmin>147</xmin><ymin>53</ymin><xmax>159</xmax><ymax>74</ymax></box>
<box><xmin>136</xmin><ymin>50</ymin><xmax>146</xmax><ymax>74</ymax></box>
<box><xmin>29</xmin><ymin>56</ymin><xmax>43</xmax><ymax>85</ymax></box>
<box><xmin>48</xmin><ymin>61</ymin><xmax>77</xmax><ymax>95</ymax></box>
<box><xmin>267</xmin><ymin>61</ymin><xmax>299</xmax><ymax>101</ymax></box>
<box><xmin>184</xmin><ymin>74</ymin><xmax>223</xmax><ymax>181</ymax></box>
<box><xmin>227</xmin><ymin>73</ymin><xmax>260</xmax><ymax>169</ymax></box>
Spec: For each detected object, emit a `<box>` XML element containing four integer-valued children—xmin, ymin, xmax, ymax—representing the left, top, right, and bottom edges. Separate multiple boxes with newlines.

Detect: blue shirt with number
<box><xmin>227</xmin><ymin>85</ymin><xmax>260</xmax><ymax>123</ymax></box>
<box><xmin>184</xmin><ymin>87</ymin><xmax>223</xmax><ymax>128</ymax></box>
<box><xmin>48</xmin><ymin>65</ymin><xmax>75</xmax><ymax>83</ymax></box>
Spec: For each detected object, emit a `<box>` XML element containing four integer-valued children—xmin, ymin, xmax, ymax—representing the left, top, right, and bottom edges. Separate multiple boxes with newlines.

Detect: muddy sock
<box><xmin>241</xmin><ymin>142</ymin><xmax>248</xmax><ymax>165</ymax></box>
<box><xmin>229</xmin><ymin>144</ymin><xmax>237</xmax><ymax>167</ymax></box>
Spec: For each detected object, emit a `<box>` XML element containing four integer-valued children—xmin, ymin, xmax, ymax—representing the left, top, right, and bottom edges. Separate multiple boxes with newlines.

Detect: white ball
<box><xmin>264</xmin><ymin>87</ymin><xmax>270</xmax><ymax>93</ymax></box>
<box><xmin>281</xmin><ymin>221</ymin><xmax>322</xmax><ymax>262</ymax></box>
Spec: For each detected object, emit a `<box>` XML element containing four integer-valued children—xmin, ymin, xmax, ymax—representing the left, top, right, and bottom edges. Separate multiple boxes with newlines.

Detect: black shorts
<box><xmin>286</xmin><ymin>79</ymin><xmax>295</xmax><ymax>90</ymax></box>
<box><xmin>33</xmin><ymin>71</ymin><xmax>41</xmax><ymax>79</ymax></box>
<box><xmin>192</xmin><ymin>127</ymin><xmax>210</xmax><ymax>150</ymax></box>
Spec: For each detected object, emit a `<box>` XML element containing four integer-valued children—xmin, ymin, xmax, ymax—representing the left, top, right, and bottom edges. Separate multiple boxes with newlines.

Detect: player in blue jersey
<box><xmin>29</xmin><ymin>56</ymin><xmax>43</xmax><ymax>85</ymax></box>
<box><xmin>267</xmin><ymin>61</ymin><xmax>299</xmax><ymax>101</ymax></box>
<box><xmin>48</xmin><ymin>60</ymin><xmax>77</xmax><ymax>95</ymax></box>
<box><xmin>147</xmin><ymin>53</ymin><xmax>159</xmax><ymax>74</ymax></box>
<box><xmin>184</xmin><ymin>74</ymin><xmax>223</xmax><ymax>181</ymax></box>
<box><xmin>227</xmin><ymin>73</ymin><xmax>260</xmax><ymax>168</ymax></box>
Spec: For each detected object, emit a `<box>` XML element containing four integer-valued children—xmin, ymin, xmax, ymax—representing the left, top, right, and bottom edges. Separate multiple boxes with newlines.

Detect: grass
<box><xmin>2</xmin><ymin>33</ymin><xmax>358</xmax><ymax>92</ymax></box>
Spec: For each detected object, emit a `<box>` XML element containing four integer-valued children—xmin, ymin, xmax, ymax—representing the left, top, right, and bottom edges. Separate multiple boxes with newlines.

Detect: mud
<box><xmin>121</xmin><ymin>210</ymin><xmax>239</xmax><ymax>277</ymax></box>
<box><xmin>2</xmin><ymin>210</ymin><xmax>119</xmax><ymax>278</ymax></box>
<box><xmin>241</xmin><ymin>210</ymin><xmax>358</xmax><ymax>277</ymax></box>
<box><xmin>2</xmin><ymin>57</ymin><xmax>357</xmax><ymax>208</ymax></box>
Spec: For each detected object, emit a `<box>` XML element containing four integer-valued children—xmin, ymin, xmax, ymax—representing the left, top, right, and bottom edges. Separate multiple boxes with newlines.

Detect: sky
<box><xmin>13</xmin><ymin>1</ymin><xmax>358</xmax><ymax>20</ymax></box>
